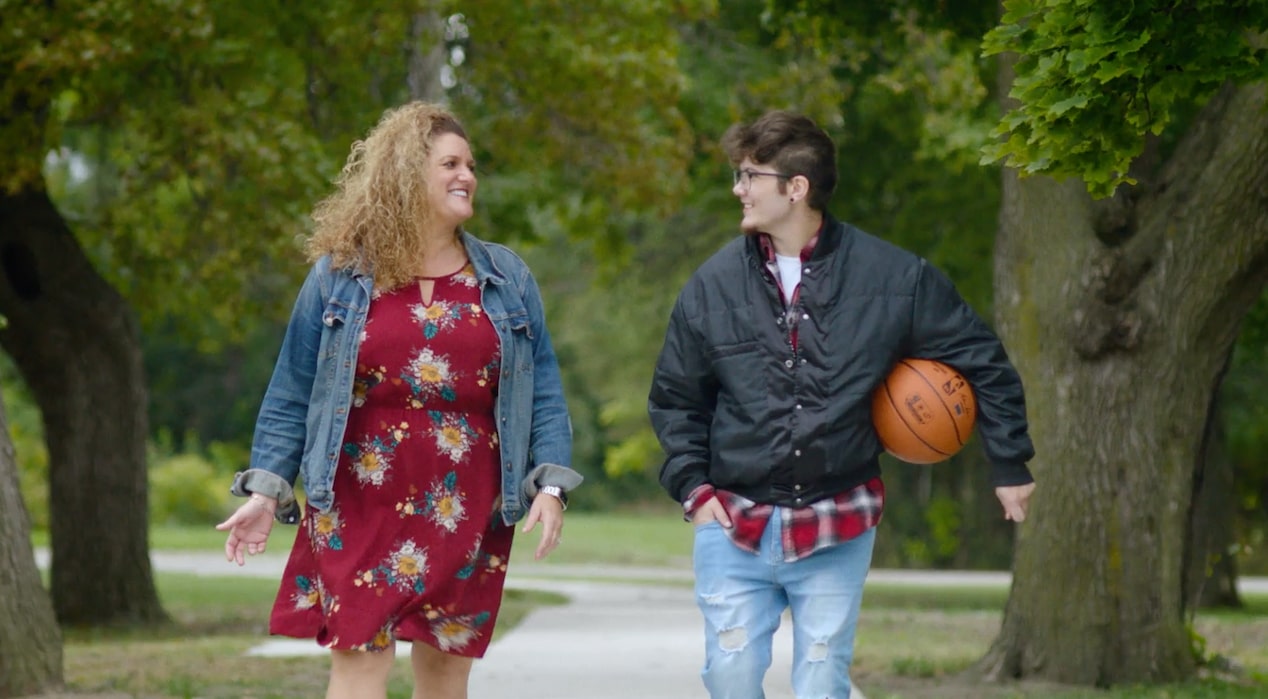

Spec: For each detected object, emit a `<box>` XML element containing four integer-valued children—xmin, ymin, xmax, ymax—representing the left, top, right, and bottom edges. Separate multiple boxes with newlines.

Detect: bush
<box><xmin>149</xmin><ymin>452</ymin><xmax>232</xmax><ymax>526</ymax></box>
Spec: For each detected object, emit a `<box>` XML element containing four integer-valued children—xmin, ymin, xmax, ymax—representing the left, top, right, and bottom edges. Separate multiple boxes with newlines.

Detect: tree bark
<box><xmin>978</xmin><ymin>82</ymin><xmax>1268</xmax><ymax>684</ymax></box>
<box><xmin>0</xmin><ymin>386</ymin><xmax>64</xmax><ymax>697</ymax></box>
<box><xmin>0</xmin><ymin>186</ymin><xmax>166</xmax><ymax>626</ymax></box>
<box><xmin>407</xmin><ymin>9</ymin><xmax>448</xmax><ymax>103</ymax></box>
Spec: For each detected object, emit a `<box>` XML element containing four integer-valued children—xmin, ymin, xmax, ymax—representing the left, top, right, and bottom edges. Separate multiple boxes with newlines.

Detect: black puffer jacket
<box><xmin>648</xmin><ymin>215</ymin><xmax>1035</xmax><ymax>507</ymax></box>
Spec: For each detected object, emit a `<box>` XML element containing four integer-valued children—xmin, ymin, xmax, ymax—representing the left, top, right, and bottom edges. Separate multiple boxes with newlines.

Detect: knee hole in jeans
<box><xmin>718</xmin><ymin>626</ymin><xmax>748</xmax><ymax>652</ymax></box>
<box><xmin>806</xmin><ymin>640</ymin><xmax>829</xmax><ymax>662</ymax></box>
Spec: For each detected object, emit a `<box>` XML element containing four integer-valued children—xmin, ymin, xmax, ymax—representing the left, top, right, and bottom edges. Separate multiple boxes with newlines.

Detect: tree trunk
<box><xmin>407</xmin><ymin>10</ymin><xmax>448</xmax><ymax>103</ymax></box>
<box><xmin>978</xmin><ymin>82</ymin><xmax>1268</xmax><ymax>685</ymax></box>
<box><xmin>0</xmin><ymin>186</ymin><xmax>166</xmax><ymax>626</ymax></box>
<box><xmin>0</xmin><ymin>385</ymin><xmax>64</xmax><ymax>697</ymax></box>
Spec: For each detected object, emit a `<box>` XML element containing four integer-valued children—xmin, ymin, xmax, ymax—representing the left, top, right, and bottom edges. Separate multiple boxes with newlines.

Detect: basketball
<box><xmin>871</xmin><ymin>358</ymin><xmax>976</xmax><ymax>464</ymax></box>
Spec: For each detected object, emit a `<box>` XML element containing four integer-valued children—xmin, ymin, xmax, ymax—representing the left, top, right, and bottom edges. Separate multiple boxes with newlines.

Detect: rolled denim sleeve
<box><xmin>519</xmin><ymin>265</ymin><xmax>578</xmax><ymax>495</ymax></box>
<box><xmin>242</xmin><ymin>264</ymin><xmax>326</xmax><ymax>503</ymax></box>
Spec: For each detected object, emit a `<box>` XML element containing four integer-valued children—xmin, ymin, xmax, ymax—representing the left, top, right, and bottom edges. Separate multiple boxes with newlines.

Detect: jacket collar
<box><xmin>746</xmin><ymin>211</ymin><xmax>847</xmax><ymax>264</ymax></box>
<box><xmin>461</xmin><ymin>231</ymin><xmax>510</xmax><ymax>286</ymax></box>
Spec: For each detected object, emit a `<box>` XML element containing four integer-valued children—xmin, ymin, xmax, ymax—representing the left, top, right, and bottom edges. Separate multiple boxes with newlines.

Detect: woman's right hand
<box><xmin>215</xmin><ymin>494</ymin><xmax>278</xmax><ymax>566</ymax></box>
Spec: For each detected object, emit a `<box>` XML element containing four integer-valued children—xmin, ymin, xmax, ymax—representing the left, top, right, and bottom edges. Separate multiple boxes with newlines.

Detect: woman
<box><xmin>216</xmin><ymin>102</ymin><xmax>580</xmax><ymax>699</ymax></box>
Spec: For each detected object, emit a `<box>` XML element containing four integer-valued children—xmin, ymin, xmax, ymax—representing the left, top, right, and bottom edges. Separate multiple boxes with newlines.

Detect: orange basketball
<box><xmin>871</xmin><ymin>358</ymin><xmax>976</xmax><ymax>464</ymax></box>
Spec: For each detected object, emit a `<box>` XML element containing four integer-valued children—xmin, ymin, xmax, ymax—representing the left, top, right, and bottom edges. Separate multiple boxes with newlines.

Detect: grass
<box><xmin>31</xmin><ymin>513</ymin><xmax>1268</xmax><ymax>698</ymax></box>
<box><xmin>118</xmin><ymin>508</ymin><xmax>699</xmax><ymax>569</ymax></box>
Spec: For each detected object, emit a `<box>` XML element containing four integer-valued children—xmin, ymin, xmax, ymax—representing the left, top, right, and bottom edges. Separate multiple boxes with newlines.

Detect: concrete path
<box><xmin>154</xmin><ymin>552</ymin><xmax>807</xmax><ymax>698</ymax></box>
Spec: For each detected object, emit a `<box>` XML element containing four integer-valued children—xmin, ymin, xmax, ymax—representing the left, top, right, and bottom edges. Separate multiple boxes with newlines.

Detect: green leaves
<box><xmin>9</xmin><ymin>0</ymin><xmax>717</xmax><ymax>342</ymax></box>
<box><xmin>981</xmin><ymin>0</ymin><xmax>1268</xmax><ymax>197</ymax></box>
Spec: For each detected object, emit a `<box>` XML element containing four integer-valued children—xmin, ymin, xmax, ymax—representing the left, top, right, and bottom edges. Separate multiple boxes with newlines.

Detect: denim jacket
<box><xmin>230</xmin><ymin>232</ymin><xmax>580</xmax><ymax>525</ymax></box>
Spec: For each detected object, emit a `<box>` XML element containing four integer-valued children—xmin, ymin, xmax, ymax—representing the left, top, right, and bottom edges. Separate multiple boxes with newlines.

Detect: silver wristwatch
<box><xmin>539</xmin><ymin>485</ymin><xmax>568</xmax><ymax>510</ymax></box>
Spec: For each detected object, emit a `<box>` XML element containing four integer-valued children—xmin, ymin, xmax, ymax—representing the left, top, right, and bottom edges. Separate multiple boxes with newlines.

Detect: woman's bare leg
<box><xmin>326</xmin><ymin>647</ymin><xmax>396</xmax><ymax>699</ymax></box>
<box><xmin>409</xmin><ymin>642</ymin><xmax>474</xmax><ymax>699</ymax></box>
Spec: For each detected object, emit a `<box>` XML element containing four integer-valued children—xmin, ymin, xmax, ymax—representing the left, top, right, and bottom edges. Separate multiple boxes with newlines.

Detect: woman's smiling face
<box><xmin>427</xmin><ymin>131</ymin><xmax>477</xmax><ymax>229</ymax></box>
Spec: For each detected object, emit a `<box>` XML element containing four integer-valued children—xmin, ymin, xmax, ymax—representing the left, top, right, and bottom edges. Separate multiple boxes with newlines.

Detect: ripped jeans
<box><xmin>692</xmin><ymin>516</ymin><xmax>876</xmax><ymax>699</ymax></box>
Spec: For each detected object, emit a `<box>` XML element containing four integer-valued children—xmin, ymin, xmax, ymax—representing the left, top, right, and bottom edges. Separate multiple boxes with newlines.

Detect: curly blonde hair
<box><xmin>305</xmin><ymin>102</ymin><xmax>469</xmax><ymax>290</ymax></box>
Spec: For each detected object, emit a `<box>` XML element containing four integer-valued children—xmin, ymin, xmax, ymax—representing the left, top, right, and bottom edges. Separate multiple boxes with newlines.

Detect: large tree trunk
<box><xmin>978</xmin><ymin>82</ymin><xmax>1268</xmax><ymax>684</ymax></box>
<box><xmin>0</xmin><ymin>186</ymin><xmax>166</xmax><ymax>626</ymax></box>
<box><xmin>0</xmin><ymin>385</ymin><xmax>64</xmax><ymax>697</ymax></box>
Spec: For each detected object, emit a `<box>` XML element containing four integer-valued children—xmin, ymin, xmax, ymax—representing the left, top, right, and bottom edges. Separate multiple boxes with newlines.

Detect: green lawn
<box><xmin>127</xmin><ymin>509</ymin><xmax>698</xmax><ymax>569</ymax></box>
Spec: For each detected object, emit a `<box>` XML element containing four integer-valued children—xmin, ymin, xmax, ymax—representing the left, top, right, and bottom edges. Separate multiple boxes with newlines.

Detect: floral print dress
<box><xmin>270</xmin><ymin>263</ymin><xmax>512</xmax><ymax>657</ymax></box>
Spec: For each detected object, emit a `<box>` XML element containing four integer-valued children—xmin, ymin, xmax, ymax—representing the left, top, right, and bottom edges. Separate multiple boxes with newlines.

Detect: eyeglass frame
<box><xmin>732</xmin><ymin>168</ymin><xmax>794</xmax><ymax>190</ymax></box>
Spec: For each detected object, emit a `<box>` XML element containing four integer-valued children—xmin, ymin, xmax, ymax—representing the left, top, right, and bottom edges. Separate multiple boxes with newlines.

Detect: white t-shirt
<box><xmin>775</xmin><ymin>254</ymin><xmax>802</xmax><ymax>306</ymax></box>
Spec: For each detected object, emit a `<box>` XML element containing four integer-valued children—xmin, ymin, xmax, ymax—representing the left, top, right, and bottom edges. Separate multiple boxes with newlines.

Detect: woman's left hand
<box><xmin>521</xmin><ymin>492</ymin><xmax>565</xmax><ymax>560</ymax></box>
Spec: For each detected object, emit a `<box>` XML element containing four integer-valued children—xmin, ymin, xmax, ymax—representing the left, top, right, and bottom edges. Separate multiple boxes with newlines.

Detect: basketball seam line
<box><xmin>882</xmin><ymin>380</ymin><xmax>950</xmax><ymax>459</ymax></box>
<box><xmin>899</xmin><ymin>359</ymin><xmax>966</xmax><ymax>449</ymax></box>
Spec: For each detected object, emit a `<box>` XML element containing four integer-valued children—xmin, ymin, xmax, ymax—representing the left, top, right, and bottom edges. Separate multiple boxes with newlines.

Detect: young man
<box><xmin>648</xmin><ymin>110</ymin><xmax>1036</xmax><ymax>699</ymax></box>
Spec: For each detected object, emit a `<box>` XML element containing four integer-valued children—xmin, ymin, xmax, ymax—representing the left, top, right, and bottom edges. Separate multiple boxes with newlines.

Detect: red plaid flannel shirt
<box><xmin>684</xmin><ymin>479</ymin><xmax>885</xmax><ymax>562</ymax></box>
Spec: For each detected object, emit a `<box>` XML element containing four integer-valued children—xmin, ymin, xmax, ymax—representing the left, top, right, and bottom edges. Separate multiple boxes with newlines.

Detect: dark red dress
<box><xmin>270</xmin><ymin>263</ymin><xmax>512</xmax><ymax>657</ymax></box>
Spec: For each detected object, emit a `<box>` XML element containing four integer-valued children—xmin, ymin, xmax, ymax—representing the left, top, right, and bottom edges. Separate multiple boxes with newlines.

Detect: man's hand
<box><xmin>215</xmin><ymin>494</ymin><xmax>277</xmax><ymax>566</ymax></box>
<box><xmin>522</xmin><ymin>492</ymin><xmax>565</xmax><ymax>560</ymax></box>
<box><xmin>995</xmin><ymin>482</ymin><xmax>1036</xmax><ymax>522</ymax></box>
<box><xmin>690</xmin><ymin>496</ymin><xmax>733</xmax><ymax>528</ymax></box>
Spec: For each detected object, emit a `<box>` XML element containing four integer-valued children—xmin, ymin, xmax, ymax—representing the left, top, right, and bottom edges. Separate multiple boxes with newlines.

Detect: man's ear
<box><xmin>790</xmin><ymin>174</ymin><xmax>811</xmax><ymax>203</ymax></box>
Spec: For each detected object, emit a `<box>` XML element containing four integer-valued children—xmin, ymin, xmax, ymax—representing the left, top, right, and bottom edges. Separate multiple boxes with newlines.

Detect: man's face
<box><xmin>732</xmin><ymin>157</ymin><xmax>791</xmax><ymax>234</ymax></box>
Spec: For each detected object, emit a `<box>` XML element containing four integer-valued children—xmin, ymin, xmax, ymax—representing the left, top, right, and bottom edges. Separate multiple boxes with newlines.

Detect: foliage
<box><xmin>980</xmin><ymin>0</ymin><xmax>1268</xmax><ymax>197</ymax></box>
<box><xmin>5</xmin><ymin>0</ymin><xmax>718</xmax><ymax>345</ymax></box>
<box><xmin>146</xmin><ymin>440</ymin><xmax>239</xmax><ymax>526</ymax></box>
<box><xmin>1226</xmin><ymin>289</ymin><xmax>1268</xmax><ymax>573</ymax></box>
<box><xmin>2</xmin><ymin>358</ymin><xmax>49</xmax><ymax>528</ymax></box>
<box><xmin>766</xmin><ymin>0</ymin><xmax>1004</xmax><ymax>171</ymax></box>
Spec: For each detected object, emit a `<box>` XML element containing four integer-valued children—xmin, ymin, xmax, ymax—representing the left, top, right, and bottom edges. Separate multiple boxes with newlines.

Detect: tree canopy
<box><xmin>981</xmin><ymin>0</ymin><xmax>1268</xmax><ymax>195</ymax></box>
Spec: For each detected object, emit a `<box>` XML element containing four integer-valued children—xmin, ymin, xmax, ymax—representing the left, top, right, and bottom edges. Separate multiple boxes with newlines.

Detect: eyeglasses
<box><xmin>733</xmin><ymin>168</ymin><xmax>792</xmax><ymax>190</ymax></box>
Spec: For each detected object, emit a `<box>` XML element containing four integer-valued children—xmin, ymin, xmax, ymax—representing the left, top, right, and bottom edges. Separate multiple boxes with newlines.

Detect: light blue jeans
<box><xmin>692</xmin><ymin>515</ymin><xmax>876</xmax><ymax>699</ymax></box>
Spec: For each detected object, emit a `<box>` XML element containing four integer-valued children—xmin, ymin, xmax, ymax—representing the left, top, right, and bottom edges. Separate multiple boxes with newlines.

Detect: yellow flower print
<box><xmin>309</xmin><ymin>508</ymin><xmax>345</xmax><ymax>551</ymax></box>
<box><xmin>430</xmin><ymin>612</ymin><xmax>487</xmax><ymax>652</ymax></box>
<box><xmin>417</xmin><ymin>364</ymin><xmax>442</xmax><ymax>384</ymax></box>
<box><xmin>344</xmin><ymin>423</ymin><xmax>409</xmax><ymax>488</ymax></box>
<box><xmin>441</xmin><ymin>425</ymin><xmax>464</xmax><ymax>449</ymax></box>
<box><xmin>402</xmin><ymin>348</ymin><xmax>458</xmax><ymax>405</ymax></box>
<box><xmin>395</xmin><ymin>553</ymin><xmax>421</xmax><ymax>577</ymax></box>
<box><xmin>436</xmin><ymin>495</ymin><xmax>457</xmax><ymax>519</ymax></box>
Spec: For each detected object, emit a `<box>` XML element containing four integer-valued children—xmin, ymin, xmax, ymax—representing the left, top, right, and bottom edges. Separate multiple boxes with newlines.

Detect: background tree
<box><xmin>769</xmin><ymin>0</ymin><xmax>1268</xmax><ymax>685</ymax></box>
<box><xmin>979</xmin><ymin>2</ymin><xmax>1268</xmax><ymax>683</ymax></box>
<box><xmin>0</xmin><ymin>383</ymin><xmax>62</xmax><ymax>698</ymax></box>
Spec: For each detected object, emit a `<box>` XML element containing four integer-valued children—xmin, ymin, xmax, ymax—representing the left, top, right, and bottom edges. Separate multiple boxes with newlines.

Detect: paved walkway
<box><xmin>147</xmin><ymin>552</ymin><xmax>811</xmax><ymax>698</ymax></box>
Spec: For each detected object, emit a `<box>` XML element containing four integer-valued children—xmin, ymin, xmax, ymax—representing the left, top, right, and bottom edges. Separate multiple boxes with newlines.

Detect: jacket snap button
<box><xmin>784</xmin><ymin>359</ymin><xmax>793</xmax><ymax>368</ymax></box>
